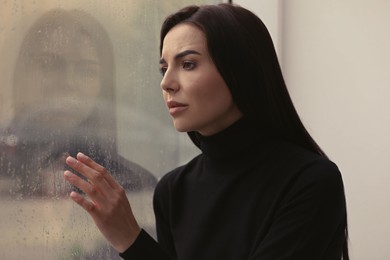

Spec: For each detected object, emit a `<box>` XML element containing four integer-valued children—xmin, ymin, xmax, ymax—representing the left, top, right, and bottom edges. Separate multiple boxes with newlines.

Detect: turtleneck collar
<box><xmin>190</xmin><ymin>117</ymin><xmax>265</xmax><ymax>160</ymax></box>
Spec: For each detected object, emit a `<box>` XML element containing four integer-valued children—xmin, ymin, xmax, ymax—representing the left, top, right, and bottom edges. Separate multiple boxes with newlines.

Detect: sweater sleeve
<box><xmin>119</xmin><ymin>229</ymin><xmax>172</xmax><ymax>260</ymax></box>
<box><xmin>250</xmin><ymin>160</ymin><xmax>347</xmax><ymax>260</ymax></box>
<box><xmin>119</xmin><ymin>171</ymin><xmax>178</xmax><ymax>260</ymax></box>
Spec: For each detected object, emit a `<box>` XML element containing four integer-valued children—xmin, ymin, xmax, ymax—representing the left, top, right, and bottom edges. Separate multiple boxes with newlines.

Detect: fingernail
<box><xmin>70</xmin><ymin>191</ymin><xmax>79</xmax><ymax>199</ymax></box>
<box><xmin>66</xmin><ymin>156</ymin><xmax>77</xmax><ymax>165</ymax></box>
<box><xmin>64</xmin><ymin>170</ymin><xmax>73</xmax><ymax>177</ymax></box>
<box><xmin>77</xmin><ymin>152</ymin><xmax>87</xmax><ymax>159</ymax></box>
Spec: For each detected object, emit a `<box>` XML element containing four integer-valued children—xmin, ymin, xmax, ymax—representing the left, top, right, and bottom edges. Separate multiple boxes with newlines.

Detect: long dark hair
<box><xmin>160</xmin><ymin>3</ymin><xmax>348</xmax><ymax>259</ymax></box>
<box><xmin>160</xmin><ymin>4</ymin><xmax>326</xmax><ymax>157</ymax></box>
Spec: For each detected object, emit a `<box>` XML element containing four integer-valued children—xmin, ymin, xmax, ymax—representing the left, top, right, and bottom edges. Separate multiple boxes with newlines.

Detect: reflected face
<box><xmin>160</xmin><ymin>24</ymin><xmax>242</xmax><ymax>136</ymax></box>
<box><xmin>16</xmin><ymin>26</ymin><xmax>101</xmax><ymax>129</ymax></box>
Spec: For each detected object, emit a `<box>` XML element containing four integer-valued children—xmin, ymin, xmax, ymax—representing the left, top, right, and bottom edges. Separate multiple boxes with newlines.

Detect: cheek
<box><xmin>162</xmin><ymin>90</ymin><xmax>168</xmax><ymax>101</ymax></box>
<box><xmin>195</xmin><ymin>76</ymin><xmax>231</xmax><ymax>106</ymax></box>
<box><xmin>79</xmin><ymin>78</ymin><xmax>101</xmax><ymax>97</ymax></box>
<box><xmin>203</xmin><ymin>92</ymin><xmax>233</xmax><ymax>115</ymax></box>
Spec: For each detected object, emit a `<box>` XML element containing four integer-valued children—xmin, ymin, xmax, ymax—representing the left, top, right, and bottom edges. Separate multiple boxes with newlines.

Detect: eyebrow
<box><xmin>159</xmin><ymin>49</ymin><xmax>201</xmax><ymax>64</ymax></box>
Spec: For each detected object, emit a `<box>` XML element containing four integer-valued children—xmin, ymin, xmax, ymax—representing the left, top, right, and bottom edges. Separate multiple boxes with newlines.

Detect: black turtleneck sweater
<box><xmin>120</xmin><ymin>118</ymin><xmax>347</xmax><ymax>260</ymax></box>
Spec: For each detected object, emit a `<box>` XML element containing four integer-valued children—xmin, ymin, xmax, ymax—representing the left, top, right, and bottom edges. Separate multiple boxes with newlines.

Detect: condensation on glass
<box><xmin>0</xmin><ymin>1</ymin><xmax>218</xmax><ymax>259</ymax></box>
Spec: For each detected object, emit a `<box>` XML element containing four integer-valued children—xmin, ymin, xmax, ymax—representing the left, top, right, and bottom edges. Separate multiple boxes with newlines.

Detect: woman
<box><xmin>64</xmin><ymin>4</ymin><xmax>348</xmax><ymax>260</ymax></box>
<box><xmin>7</xmin><ymin>9</ymin><xmax>156</xmax><ymax>196</ymax></box>
<box><xmin>1</xmin><ymin>9</ymin><xmax>156</xmax><ymax>260</ymax></box>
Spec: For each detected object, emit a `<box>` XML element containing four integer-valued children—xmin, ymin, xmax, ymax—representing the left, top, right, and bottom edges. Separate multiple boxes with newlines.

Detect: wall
<box><xmin>235</xmin><ymin>0</ymin><xmax>390</xmax><ymax>259</ymax></box>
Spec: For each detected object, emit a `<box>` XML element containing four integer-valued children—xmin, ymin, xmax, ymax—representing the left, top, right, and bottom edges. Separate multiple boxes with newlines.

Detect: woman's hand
<box><xmin>63</xmin><ymin>152</ymin><xmax>141</xmax><ymax>253</ymax></box>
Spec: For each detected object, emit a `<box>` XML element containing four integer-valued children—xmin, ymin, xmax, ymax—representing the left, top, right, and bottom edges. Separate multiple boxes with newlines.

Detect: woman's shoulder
<box><xmin>273</xmin><ymin>140</ymin><xmax>343</xmax><ymax>191</ymax></box>
<box><xmin>266</xmin><ymin>140</ymin><xmax>342</xmax><ymax>185</ymax></box>
<box><xmin>272</xmin><ymin>140</ymin><xmax>334</xmax><ymax>166</ymax></box>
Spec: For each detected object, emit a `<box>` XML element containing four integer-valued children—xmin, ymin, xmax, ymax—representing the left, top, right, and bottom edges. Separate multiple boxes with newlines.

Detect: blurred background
<box><xmin>0</xmin><ymin>0</ymin><xmax>389</xmax><ymax>259</ymax></box>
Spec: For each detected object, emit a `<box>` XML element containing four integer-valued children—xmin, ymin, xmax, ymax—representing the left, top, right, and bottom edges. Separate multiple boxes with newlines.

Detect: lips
<box><xmin>167</xmin><ymin>100</ymin><xmax>188</xmax><ymax>116</ymax></box>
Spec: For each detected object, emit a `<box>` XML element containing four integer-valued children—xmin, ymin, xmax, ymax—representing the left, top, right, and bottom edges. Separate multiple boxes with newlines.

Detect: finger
<box><xmin>69</xmin><ymin>190</ymin><xmax>97</xmax><ymax>213</ymax></box>
<box><xmin>64</xmin><ymin>169</ymin><xmax>114</xmax><ymax>206</ymax></box>
<box><xmin>66</xmin><ymin>156</ymin><xmax>111</xmax><ymax>192</ymax></box>
<box><xmin>76</xmin><ymin>152</ymin><xmax>122</xmax><ymax>190</ymax></box>
<box><xmin>76</xmin><ymin>152</ymin><xmax>107</xmax><ymax>175</ymax></box>
<box><xmin>64</xmin><ymin>161</ymin><xmax>115</xmax><ymax>207</ymax></box>
<box><xmin>64</xmin><ymin>170</ymin><xmax>95</xmax><ymax>196</ymax></box>
<box><xmin>66</xmin><ymin>156</ymin><xmax>96</xmax><ymax>181</ymax></box>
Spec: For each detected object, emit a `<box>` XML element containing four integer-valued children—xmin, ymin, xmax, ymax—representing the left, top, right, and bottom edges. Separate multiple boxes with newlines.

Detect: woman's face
<box><xmin>160</xmin><ymin>24</ymin><xmax>242</xmax><ymax>136</ymax></box>
<box><xmin>15</xmin><ymin>25</ymin><xmax>102</xmax><ymax>129</ymax></box>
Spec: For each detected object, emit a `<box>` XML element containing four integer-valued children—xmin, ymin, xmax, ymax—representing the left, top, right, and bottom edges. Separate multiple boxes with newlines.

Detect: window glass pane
<box><xmin>0</xmin><ymin>1</ymin><xmax>219</xmax><ymax>259</ymax></box>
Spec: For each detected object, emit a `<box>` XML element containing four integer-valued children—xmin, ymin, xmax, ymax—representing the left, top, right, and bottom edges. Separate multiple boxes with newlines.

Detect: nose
<box><xmin>160</xmin><ymin>69</ymin><xmax>179</xmax><ymax>94</ymax></box>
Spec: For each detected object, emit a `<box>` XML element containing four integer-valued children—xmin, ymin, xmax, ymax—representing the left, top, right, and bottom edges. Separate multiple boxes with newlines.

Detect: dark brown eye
<box><xmin>182</xmin><ymin>61</ymin><xmax>196</xmax><ymax>70</ymax></box>
<box><xmin>159</xmin><ymin>67</ymin><xmax>167</xmax><ymax>76</ymax></box>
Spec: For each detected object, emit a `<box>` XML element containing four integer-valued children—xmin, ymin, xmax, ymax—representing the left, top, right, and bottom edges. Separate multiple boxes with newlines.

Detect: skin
<box><xmin>64</xmin><ymin>153</ymin><xmax>140</xmax><ymax>253</ymax></box>
<box><xmin>63</xmin><ymin>23</ymin><xmax>242</xmax><ymax>253</ymax></box>
<box><xmin>160</xmin><ymin>23</ymin><xmax>242</xmax><ymax>136</ymax></box>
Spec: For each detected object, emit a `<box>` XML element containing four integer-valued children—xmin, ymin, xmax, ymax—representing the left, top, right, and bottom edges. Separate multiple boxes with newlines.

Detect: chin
<box><xmin>173</xmin><ymin>126</ymin><xmax>191</xmax><ymax>133</ymax></box>
<box><xmin>172</xmin><ymin>121</ymin><xmax>194</xmax><ymax>133</ymax></box>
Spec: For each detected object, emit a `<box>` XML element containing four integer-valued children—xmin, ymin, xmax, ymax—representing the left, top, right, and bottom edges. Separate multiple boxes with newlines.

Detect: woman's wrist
<box><xmin>117</xmin><ymin>226</ymin><xmax>142</xmax><ymax>253</ymax></box>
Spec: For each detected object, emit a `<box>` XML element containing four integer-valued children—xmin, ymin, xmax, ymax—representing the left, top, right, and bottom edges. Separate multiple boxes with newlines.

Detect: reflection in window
<box><xmin>0</xmin><ymin>1</ymin><xmax>218</xmax><ymax>259</ymax></box>
<box><xmin>10</xmin><ymin>9</ymin><xmax>159</xmax><ymax>195</ymax></box>
<box><xmin>1</xmin><ymin>8</ymin><xmax>157</xmax><ymax>259</ymax></box>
